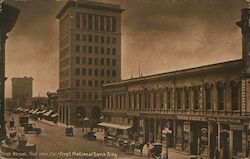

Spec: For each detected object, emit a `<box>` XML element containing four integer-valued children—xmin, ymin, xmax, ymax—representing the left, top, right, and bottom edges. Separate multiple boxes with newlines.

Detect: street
<box><xmin>5</xmin><ymin>113</ymin><xmax>189</xmax><ymax>159</ymax></box>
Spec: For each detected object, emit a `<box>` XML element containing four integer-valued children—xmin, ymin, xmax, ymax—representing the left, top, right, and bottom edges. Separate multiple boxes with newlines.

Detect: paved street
<box><xmin>5</xmin><ymin>113</ymin><xmax>190</xmax><ymax>159</ymax></box>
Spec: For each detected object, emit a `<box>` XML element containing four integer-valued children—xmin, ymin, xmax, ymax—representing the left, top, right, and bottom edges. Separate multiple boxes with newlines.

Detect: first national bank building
<box><xmin>101</xmin><ymin>5</ymin><xmax>250</xmax><ymax>159</ymax></box>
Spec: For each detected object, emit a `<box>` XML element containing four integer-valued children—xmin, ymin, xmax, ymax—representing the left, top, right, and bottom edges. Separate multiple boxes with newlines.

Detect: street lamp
<box><xmin>162</xmin><ymin>127</ymin><xmax>172</xmax><ymax>159</ymax></box>
<box><xmin>0</xmin><ymin>3</ymin><xmax>19</xmax><ymax>140</ymax></box>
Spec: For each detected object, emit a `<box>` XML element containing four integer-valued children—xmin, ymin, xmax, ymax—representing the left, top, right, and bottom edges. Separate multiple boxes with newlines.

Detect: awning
<box><xmin>36</xmin><ymin>110</ymin><xmax>47</xmax><ymax>114</ymax></box>
<box><xmin>51</xmin><ymin>113</ymin><xmax>58</xmax><ymax>118</ymax></box>
<box><xmin>32</xmin><ymin>109</ymin><xmax>39</xmax><ymax>114</ymax></box>
<box><xmin>28</xmin><ymin>109</ymin><xmax>34</xmax><ymax>113</ymax></box>
<box><xmin>97</xmin><ymin>122</ymin><xmax>132</xmax><ymax>130</ymax></box>
<box><xmin>24</xmin><ymin>108</ymin><xmax>30</xmax><ymax>112</ymax></box>
<box><xmin>43</xmin><ymin>110</ymin><xmax>53</xmax><ymax>116</ymax></box>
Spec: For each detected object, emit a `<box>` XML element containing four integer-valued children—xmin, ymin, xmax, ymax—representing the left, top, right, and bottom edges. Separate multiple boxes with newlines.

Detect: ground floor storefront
<box><xmin>57</xmin><ymin>101</ymin><xmax>102</xmax><ymax>127</ymax></box>
<box><xmin>104</xmin><ymin>113</ymin><xmax>250</xmax><ymax>159</ymax></box>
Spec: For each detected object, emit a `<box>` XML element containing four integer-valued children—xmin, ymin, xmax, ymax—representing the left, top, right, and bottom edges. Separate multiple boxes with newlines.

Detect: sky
<box><xmin>3</xmin><ymin>0</ymin><xmax>247</xmax><ymax>98</ymax></box>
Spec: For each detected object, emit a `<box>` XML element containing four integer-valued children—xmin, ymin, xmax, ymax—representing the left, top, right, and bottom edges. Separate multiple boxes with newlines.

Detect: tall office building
<box><xmin>11</xmin><ymin>77</ymin><xmax>33</xmax><ymax>98</ymax></box>
<box><xmin>56</xmin><ymin>0</ymin><xmax>124</xmax><ymax>126</ymax></box>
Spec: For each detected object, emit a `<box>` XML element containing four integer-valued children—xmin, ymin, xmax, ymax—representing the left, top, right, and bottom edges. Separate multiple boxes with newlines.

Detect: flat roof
<box><xmin>56</xmin><ymin>0</ymin><xmax>124</xmax><ymax>19</ymax></box>
<box><xmin>103</xmin><ymin>59</ymin><xmax>243</xmax><ymax>87</ymax></box>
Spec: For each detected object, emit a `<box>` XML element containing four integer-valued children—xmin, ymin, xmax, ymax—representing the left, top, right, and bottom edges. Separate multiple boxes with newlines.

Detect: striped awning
<box><xmin>97</xmin><ymin>122</ymin><xmax>132</xmax><ymax>130</ymax></box>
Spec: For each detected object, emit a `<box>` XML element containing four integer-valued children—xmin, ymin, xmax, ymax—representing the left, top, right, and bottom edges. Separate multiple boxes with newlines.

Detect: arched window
<box><xmin>159</xmin><ymin>90</ymin><xmax>164</xmax><ymax>109</ymax></box>
<box><xmin>216</xmin><ymin>82</ymin><xmax>224</xmax><ymax>111</ymax></box>
<box><xmin>231</xmin><ymin>81</ymin><xmax>239</xmax><ymax>111</ymax></box>
<box><xmin>167</xmin><ymin>89</ymin><xmax>171</xmax><ymax>109</ymax></box>
<box><xmin>76</xmin><ymin>106</ymin><xmax>86</xmax><ymax>118</ymax></box>
<box><xmin>184</xmin><ymin>88</ymin><xmax>189</xmax><ymax>110</ymax></box>
<box><xmin>205</xmin><ymin>83</ymin><xmax>212</xmax><ymax>110</ymax></box>
<box><xmin>153</xmin><ymin>90</ymin><xmax>157</xmax><ymax>108</ymax></box>
<box><xmin>176</xmin><ymin>88</ymin><xmax>182</xmax><ymax>109</ymax></box>
<box><xmin>193</xmin><ymin>86</ymin><xmax>200</xmax><ymax>110</ymax></box>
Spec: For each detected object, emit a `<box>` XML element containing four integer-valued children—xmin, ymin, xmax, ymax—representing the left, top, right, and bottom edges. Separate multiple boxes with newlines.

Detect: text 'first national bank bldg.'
<box><xmin>56</xmin><ymin>0</ymin><xmax>124</xmax><ymax>126</ymax></box>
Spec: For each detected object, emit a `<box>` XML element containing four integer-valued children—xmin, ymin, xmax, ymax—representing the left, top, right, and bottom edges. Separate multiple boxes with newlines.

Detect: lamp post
<box><xmin>0</xmin><ymin>2</ymin><xmax>19</xmax><ymax>140</ymax></box>
<box><xmin>162</xmin><ymin>127</ymin><xmax>172</xmax><ymax>159</ymax></box>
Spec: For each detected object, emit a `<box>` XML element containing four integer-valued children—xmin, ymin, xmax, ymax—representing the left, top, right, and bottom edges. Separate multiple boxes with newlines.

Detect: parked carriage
<box><xmin>23</xmin><ymin>123</ymin><xmax>42</xmax><ymax>135</ymax></box>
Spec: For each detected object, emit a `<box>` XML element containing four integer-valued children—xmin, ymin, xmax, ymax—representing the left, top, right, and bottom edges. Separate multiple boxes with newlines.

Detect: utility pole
<box><xmin>0</xmin><ymin>2</ymin><xmax>19</xmax><ymax>140</ymax></box>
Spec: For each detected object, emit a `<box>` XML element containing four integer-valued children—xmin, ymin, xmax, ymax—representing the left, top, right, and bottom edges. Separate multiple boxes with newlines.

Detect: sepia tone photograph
<box><xmin>0</xmin><ymin>0</ymin><xmax>250</xmax><ymax>158</ymax></box>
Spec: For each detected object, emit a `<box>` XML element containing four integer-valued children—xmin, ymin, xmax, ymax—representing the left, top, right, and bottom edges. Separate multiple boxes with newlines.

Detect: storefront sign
<box><xmin>190</xmin><ymin>116</ymin><xmax>206</xmax><ymax>121</ymax></box>
<box><xmin>230</xmin><ymin>124</ymin><xmax>245</xmax><ymax>130</ymax></box>
<box><xmin>176</xmin><ymin>116</ymin><xmax>189</xmax><ymax>120</ymax></box>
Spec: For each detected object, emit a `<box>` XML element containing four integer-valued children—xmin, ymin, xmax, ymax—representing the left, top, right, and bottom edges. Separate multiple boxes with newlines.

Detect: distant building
<box><xmin>56</xmin><ymin>0</ymin><xmax>124</xmax><ymax>126</ymax></box>
<box><xmin>11</xmin><ymin>77</ymin><xmax>33</xmax><ymax>98</ymax></box>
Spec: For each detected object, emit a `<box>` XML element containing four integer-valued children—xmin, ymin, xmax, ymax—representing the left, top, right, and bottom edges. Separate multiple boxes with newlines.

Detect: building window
<box><xmin>106</xmin><ymin>70</ymin><xmax>110</xmax><ymax>76</ymax></box>
<box><xmin>94</xmin><ymin>92</ymin><xmax>99</xmax><ymax>100</ymax></box>
<box><xmin>88</xmin><ymin>69</ymin><xmax>92</xmax><ymax>76</ymax></box>
<box><xmin>82</xmin><ymin>68</ymin><xmax>86</xmax><ymax>75</ymax></box>
<box><xmin>82</xmin><ymin>80</ymin><xmax>86</xmax><ymax>87</ymax></box>
<box><xmin>112</xmin><ymin>16</ymin><xmax>116</xmax><ymax>32</ymax></box>
<box><xmin>106</xmin><ymin>59</ymin><xmax>110</xmax><ymax>66</ymax></box>
<box><xmin>88</xmin><ymin>14</ymin><xmax>93</xmax><ymax>30</ymax></box>
<box><xmin>82</xmin><ymin>46</ymin><xmax>86</xmax><ymax>54</ymax></box>
<box><xmin>94</xmin><ymin>35</ymin><xmax>99</xmax><ymax>43</ymax></box>
<box><xmin>167</xmin><ymin>89</ymin><xmax>171</xmax><ymax>109</ymax></box>
<box><xmin>75</xmin><ymin>91</ymin><xmax>80</xmax><ymax>98</ymax></box>
<box><xmin>76</xmin><ymin>57</ymin><xmax>80</xmax><ymax>64</ymax></box>
<box><xmin>76</xmin><ymin>13</ymin><xmax>80</xmax><ymax>28</ymax></box>
<box><xmin>94</xmin><ymin>69</ymin><xmax>99</xmax><ymax>76</ymax></box>
<box><xmin>112</xmin><ymin>48</ymin><xmax>116</xmax><ymax>55</ymax></box>
<box><xmin>106</xmin><ymin>16</ymin><xmax>111</xmax><ymax>31</ymax></box>
<box><xmin>112</xmin><ymin>37</ymin><xmax>116</xmax><ymax>44</ymax></box>
<box><xmin>176</xmin><ymin>88</ymin><xmax>181</xmax><ymax>110</ymax></box>
<box><xmin>193</xmin><ymin>86</ymin><xmax>199</xmax><ymax>110</ymax></box>
<box><xmin>100</xmin><ymin>16</ymin><xmax>105</xmax><ymax>31</ymax></box>
<box><xmin>76</xmin><ymin>33</ymin><xmax>80</xmax><ymax>41</ymax></box>
<box><xmin>159</xmin><ymin>90</ymin><xmax>164</xmax><ymax>109</ymax></box>
<box><xmin>75</xmin><ymin>68</ymin><xmax>80</xmax><ymax>75</ymax></box>
<box><xmin>112</xmin><ymin>70</ymin><xmax>116</xmax><ymax>77</ymax></box>
<box><xmin>101</xmin><ymin>58</ymin><xmax>105</xmax><ymax>65</ymax></box>
<box><xmin>94</xmin><ymin>58</ymin><xmax>99</xmax><ymax>65</ymax></box>
<box><xmin>76</xmin><ymin>80</ymin><xmax>80</xmax><ymax>87</ymax></box>
<box><xmin>88</xmin><ymin>58</ymin><xmax>92</xmax><ymax>65</ymax></box>
<box><xmin>231</xmin><ymin>81</ymin><xmax>239</xmax><ymax>111</ymax></box>
<box><xmin>82</xmin><ymin>14</ymin><xmax>87</xmax><ymax>29</ymax></box>
<box><xmin>205</xmin><ymin>84</ymin><xmax>212</xmax><ymax>110</ymax></box>
<box><xmin>101</xmin><ymin>69</ymin><xmax>104</xmax><ymax>76</ymax></box>
<box><xmin>107</xmin><ymin>48</ymin><xmax>110</xmax><ymax>55</ymax></box>
<box><xmin>94</xmin><ymin>47</ymin><xmax>99</xmax><ymax>54</ymax></box>
<box><xmin>88</xmin><ymin>92</ymin><xmax>92</xmax><ymax>100</ymax></box>
<box><xmin>101</xmin><ymin>36</ymin><xmax>105</xmax><ymax>43</ymax></box>
<box><xmin>82</xmin><ymin>92</ymin><xmax>87</xmax><ymax>100</ymax></box>
<box><xmin>153</xmin><ymin>91</ymin><xmax>157</xmax><ymax>108</ymax></box>
<box><xmin>88</xmin><ymin>80</ymin><xmax>93</xmax><ymax>87</ymax></box>
<box><xmin>233</xmin><ymin>131</ymin><xmax>242</xmax><ymax>152</ymax></box>
<box><xmin>107</xmin><ymin>37</ymin><xmax>110</xmax><ymax>44</ymax></box>
<box><xmin>94</xmin><ymin>80</ymin><xmax>99</xmax><ymax>87</ymax></box>
<box><xmin>82</xmin><ymin>35</ymin><xmax>87</xmax><ymax>42</ymax></box>
<box><xmin>216</xmin><ymin>82</ymin><xmax>224</xmax><ymax>111</ymax></box>
<box><xmin>112</xmin><ymin>59</ymin><xmax>116</xmax><ymax>66</ymax></box>
<box><xmin>76</xmin><ymin>45</ymin><xmax>80</xmax><ymax>53</ymax></box>
<box><xmin>89</xmin><ymin>46</ymin><xmax>93</xmax><ymax>53</ymax></box>
<box><xmin>94</xmin><ymin>15</ymin><xmax>99</xmax><ymax>31</ymax></box>
<box><xmin>88</xmin><ymin>35</ymin><xmax>93</xmax><ymax>43</ymax></box>
<box><xmin>101</xmin><ymin>47</ymin><xmax>105</xmax><ymax>54</ymax></box>
<box><xmin>184</xmin><ymin>88</ymin><xmax>189</xmax><ymax>109</ymax></box>
<box><xmin>82</xmin><ymin>57</ymin><xmax>86</xmax><ymax>64</ymax></box>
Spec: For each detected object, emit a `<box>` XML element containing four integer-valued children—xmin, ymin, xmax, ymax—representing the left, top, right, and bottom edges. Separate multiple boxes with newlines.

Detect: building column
<box><xmin>217</xmin><ymin>122</ymin><xmax>221</xmax><ymax>154</ymax></box>
<box><xmin>229</xmin><ymin>129</ymin><xmax>233</xmax><ymax>159</ymax></box>
<box><xmin>242</xmin><ymin>130</ymin><xmax>247</xmax><ymax>157</ymax></box>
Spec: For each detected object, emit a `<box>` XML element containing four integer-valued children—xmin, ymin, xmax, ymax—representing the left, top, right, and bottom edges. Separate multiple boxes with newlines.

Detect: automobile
<box><xmin>65</xmin><ymin>127</ymin><xmax>74</xmax><ymax>137</ymax></box>
<box><xmin>23</xmin><ymin>123</ymin><xmax>42</xmax><ymax>135</ymax></box>
<box><xmin>19</xmin><ymin>116</ymin><xmax>28</xmax><ymax>126</ymax></box>
<box><xmin>83</xmin><ymin>132</ymin><xmax>96</xmax><ymax>141</ymax></box>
